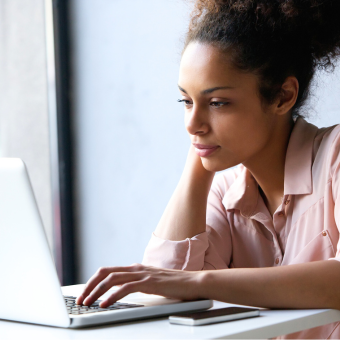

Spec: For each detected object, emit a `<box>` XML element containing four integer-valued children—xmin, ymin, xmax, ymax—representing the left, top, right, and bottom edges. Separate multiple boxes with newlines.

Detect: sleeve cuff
<box><xmin>142</xmin><ymin>232</ymin><xmax>209</xmax><ymax>271</ymax></box>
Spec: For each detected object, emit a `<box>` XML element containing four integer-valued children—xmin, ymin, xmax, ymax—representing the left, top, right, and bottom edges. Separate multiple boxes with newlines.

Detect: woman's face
<box><xmin>178</xmin><ymin>42</ymin><xmax>282</xmax><ymax>172</ymax></box>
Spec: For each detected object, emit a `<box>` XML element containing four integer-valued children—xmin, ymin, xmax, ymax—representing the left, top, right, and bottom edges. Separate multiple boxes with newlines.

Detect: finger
<box><xmin>76</xmin><ymin>268</ymin><xmax>106</xmax><ymax>305</ymax></box>
<box><xmin>76</xmin><ymin>264</ymin><xmax>143</xmax><ymax>305</ymax></box>
<box><xmin>77</xmin><ymin>264</ymin><xmax>145</xmax><ymax>305</ymax></box>
<box><xmin>100</xmin><ymin>280</ymin><xmax>147</xmax><ymax>308</ymax></box>
<box><xmin>76</xmin><ymin>267</ymin><xmax>116</xmax><ymax>305</ymax></box>
<box><xmin>83</xmin><ymin>272</ymin><xmax>144</xmax><ymax>306</ymax></box>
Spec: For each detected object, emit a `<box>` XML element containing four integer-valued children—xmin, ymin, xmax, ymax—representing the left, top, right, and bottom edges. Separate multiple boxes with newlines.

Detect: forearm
<box><xmin>154</xmin><ymin>146</ymin><xmax>214</xmax><ymax>241</ymax></box>
<box><xmin>201</xmin><ymin>260</ymin><xmax>340</xmax><ymax>309</ymax></box>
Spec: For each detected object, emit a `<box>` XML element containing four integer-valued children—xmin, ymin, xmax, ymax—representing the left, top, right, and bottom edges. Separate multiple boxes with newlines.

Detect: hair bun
<box><xmin>281</xmin><ymin>0</ymin><xmax>340</xmax><ymax>69</ymax></box>
<box><xmin>191</xmin><ymin>0</ymin><xmax>340</xmax><ymax>70</ymax></box>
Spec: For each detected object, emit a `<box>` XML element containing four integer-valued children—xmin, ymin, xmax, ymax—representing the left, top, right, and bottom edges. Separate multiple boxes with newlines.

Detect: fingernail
<box><xmin>83</xmin><ymin>297</ymin><xmax>91</xmax><ymax>306</ymax></box>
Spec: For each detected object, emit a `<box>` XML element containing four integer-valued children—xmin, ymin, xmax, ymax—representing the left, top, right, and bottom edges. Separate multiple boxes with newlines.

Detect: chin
<box><xmin>201</xmin><ymin>158</ymin><xmax>228</xmax><ymax>172</ymax></box>
<box><xmin>201</xmin><ymin>157</ymin><xmax>239</xmax><ymax>172</ymax></box>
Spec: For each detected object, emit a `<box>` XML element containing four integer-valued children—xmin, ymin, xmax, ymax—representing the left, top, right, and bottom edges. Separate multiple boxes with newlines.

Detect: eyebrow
<box><xmin>178</xmin><ymin>85</ymin><xmax>235</xmax><ymax>95</ymax></box>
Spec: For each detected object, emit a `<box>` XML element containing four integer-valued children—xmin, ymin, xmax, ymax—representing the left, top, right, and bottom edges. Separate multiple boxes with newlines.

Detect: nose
<box><xmin>185</xmin><ymin>105</ymin><xmax>209</xmax><ymax>136</ymax></box>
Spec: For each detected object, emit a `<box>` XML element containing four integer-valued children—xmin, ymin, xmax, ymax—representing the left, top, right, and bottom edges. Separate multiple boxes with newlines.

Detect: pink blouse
<box><xmin>142</xmin><ymin>117</ymin><xmax>340</xmax><ymax>339</ymax></box>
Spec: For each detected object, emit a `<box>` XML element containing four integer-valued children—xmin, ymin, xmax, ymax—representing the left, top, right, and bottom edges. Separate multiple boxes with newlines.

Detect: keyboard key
<box><xmin>65</xmin><ymin>299</ymin><xmax>144</xmax><ymax>315</ymax></box>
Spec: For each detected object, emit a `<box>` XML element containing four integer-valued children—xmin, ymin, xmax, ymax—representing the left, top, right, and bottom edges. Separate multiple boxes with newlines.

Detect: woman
<box><xmin>77</xmin><ymin>1</ymin><xmax>340</xmax><ymax>338</ymax></box>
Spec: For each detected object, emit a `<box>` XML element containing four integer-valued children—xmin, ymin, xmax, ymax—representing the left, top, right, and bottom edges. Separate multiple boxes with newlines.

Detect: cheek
<box><xmin>203</xmin><ymin>112</ymin><xmax>271</xmax><ymax>170</ymax></box>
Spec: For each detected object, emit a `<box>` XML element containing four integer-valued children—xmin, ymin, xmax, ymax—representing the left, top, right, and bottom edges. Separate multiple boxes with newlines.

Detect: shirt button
<box><xmin>322</xmin><ymin>231</ymin><xmax>327</xmax><ymax>236</ymax></box>
<box><xmin>275</xmin><ymin>258</ymin><xmax>280</xmax><ymax>264</ymax></box>
<box><xmin>278</xmin><ymin>211</ymin><xmax>284</xmax><ymax>217</ymax></box>
<box><xmin>284</xmin><ymin>199</ymin><xmax>290</xmax><ymax>205</ymax></box>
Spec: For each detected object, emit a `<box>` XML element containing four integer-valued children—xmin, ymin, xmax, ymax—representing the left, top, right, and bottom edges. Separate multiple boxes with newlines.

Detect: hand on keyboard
<box><xmin>63</xmin><ymin>295</ymin><xmax>143</xmax><ymax>315</ymax></box>
<box><xmin>76</xmin><ymin>264</ymin><xmax>203</xmax><ymax>308</ymax></box>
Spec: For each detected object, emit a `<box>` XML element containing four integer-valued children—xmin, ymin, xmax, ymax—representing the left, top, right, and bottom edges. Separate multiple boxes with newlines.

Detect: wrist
<box><xmin>195</xmin><ymin>270</ymin><xmax>214</xmax><ymax>299</ymax></box>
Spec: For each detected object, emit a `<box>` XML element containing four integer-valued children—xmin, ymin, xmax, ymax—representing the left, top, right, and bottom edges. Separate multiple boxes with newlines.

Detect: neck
<box><xmin>243</xmin><ymin>115</ymin><xmax>294</xmax><ymax>217</ymax></box>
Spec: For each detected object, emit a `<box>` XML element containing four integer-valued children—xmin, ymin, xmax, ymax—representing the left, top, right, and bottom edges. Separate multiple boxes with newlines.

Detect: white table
<box><xmin>1</xmin><ymin>285</ymin><xmax>340</xmax><ymax>339</ymax></box>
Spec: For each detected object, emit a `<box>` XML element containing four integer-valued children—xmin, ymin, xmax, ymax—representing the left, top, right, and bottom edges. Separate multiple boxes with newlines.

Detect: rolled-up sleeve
<box><xmin>142</xmin><ymin>172</ymin><xmax>234</xmax><ymax>271</ymax></box>
<box><xmin>142</xmin><ymin>232</ymin><xmax>209</xmax><ymax>270</ymax></box>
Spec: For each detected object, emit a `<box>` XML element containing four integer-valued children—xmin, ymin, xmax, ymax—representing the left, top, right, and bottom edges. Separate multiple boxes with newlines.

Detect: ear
<box><xmin>275</xmin><ymin>76</ymin><xmax>299</xmax><ymax>116</ymax></box>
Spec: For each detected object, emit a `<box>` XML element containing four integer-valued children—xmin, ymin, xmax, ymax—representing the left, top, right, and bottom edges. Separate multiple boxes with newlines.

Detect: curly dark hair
<box><xmin>184</xmin><ymin>0</ymin><xmax>340</xmax><ymax>116</ymax></box>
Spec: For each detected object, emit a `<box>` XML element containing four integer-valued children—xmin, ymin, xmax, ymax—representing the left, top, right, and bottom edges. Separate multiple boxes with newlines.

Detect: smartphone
<box><xmin>169</xmin><ymin>307</ymin><xmax>260</xmax><ymax>326</ymax></box>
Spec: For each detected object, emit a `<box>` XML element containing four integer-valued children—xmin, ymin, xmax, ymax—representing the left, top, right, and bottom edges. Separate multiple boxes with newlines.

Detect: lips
<box><xmin>192</xmin><ymin>143</ymin><xmax>220</xmax><ymax>157</ymax></box>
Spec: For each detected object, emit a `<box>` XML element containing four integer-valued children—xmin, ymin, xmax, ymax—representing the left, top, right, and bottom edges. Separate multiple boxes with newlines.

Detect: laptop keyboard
<box><xmin>63</xmin><ymin>296</ymin><xmax>144</xmax><ymax>315</ymax></box>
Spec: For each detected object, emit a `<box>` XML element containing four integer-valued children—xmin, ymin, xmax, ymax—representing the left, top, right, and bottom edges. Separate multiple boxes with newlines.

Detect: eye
<box><xmin>177</xmin><ymin>99</ymin><xmax>192</xmax><ymax>106</ymax></box>
<box><xmin>210</xmin><ymin>101</ymin><xmax>229</xmax><ymax>107</ymax></box>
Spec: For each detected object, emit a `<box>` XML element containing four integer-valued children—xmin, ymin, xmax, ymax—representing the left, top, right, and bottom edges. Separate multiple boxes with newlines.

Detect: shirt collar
<box><xmin>222</xmin><ymin>165</ymin><xmax>259</xmax><ymax>218</ymax></box>
<box><xmin>222</xmin><ymin>117</ymin><xmax>318</xmax><ymax>216</ymax></box>
<box><xmin>284</xmin><ymin>117</ymin><xmax>318</xmax><ymax>195</ymax></box>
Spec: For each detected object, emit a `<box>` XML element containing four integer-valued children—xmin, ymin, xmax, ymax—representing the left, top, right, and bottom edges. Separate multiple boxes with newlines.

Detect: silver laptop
<box><xmin>0</xmin><ymin>158</ymin><xmax>212</xmax><ymax>328</ymax></box>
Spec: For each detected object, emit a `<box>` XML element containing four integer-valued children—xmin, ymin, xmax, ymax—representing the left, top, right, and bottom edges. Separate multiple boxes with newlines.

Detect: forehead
<box><xmin>179</xmin><ymin>42</ymin><xmax>258</xmax><ymax>92</ymax></box>
<box><xmin>181</xmin><ymin>42</ymin><xmax>230</xmax><ymax>71</ymax></box>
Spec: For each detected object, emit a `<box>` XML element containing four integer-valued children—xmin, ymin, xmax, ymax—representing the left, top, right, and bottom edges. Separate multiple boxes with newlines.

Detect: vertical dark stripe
<box><xmin>52</xmin><ymin>0</ymin><xmax>76</xmax><ymax>285</ymax></box>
